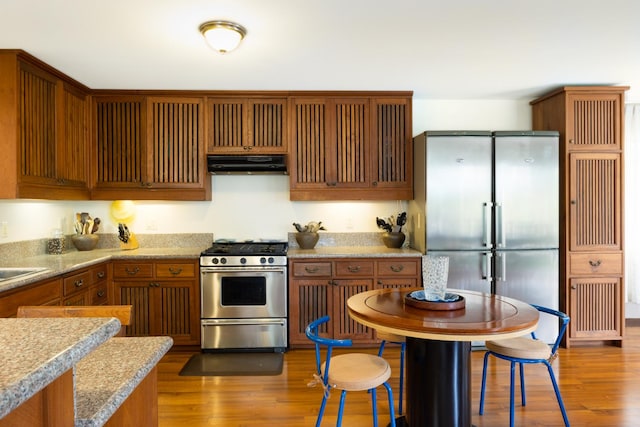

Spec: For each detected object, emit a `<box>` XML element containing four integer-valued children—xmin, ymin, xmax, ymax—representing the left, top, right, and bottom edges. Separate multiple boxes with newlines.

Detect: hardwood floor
<box><xmin>157</xmin><ymin>328</ymin><xmax>640</xmax><ymax>426</ymax></box>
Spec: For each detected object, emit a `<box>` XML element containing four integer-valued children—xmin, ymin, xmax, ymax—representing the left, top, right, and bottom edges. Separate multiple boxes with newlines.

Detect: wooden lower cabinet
<box><xmin>569</xmin><ymin>276</ymin><xmax>623</xmax><ymax>342</ymax></box>
<box><xmin>0</xmin><ymin>278</ymin><xmax>62</xmax><ymax>317</ymax></box>
<box><xmin>112</xmin><ymin>259</ymin><xmax>199</xmax><ymax>346</ymax></box>
<box><xmin>61</xmin><ymin>263</ymin><xmax>110</xmax><ymax>306</ymax></box>
<box><xmin>289</xmin><ymin>257</ymin><xmax>420</xmax><ymax>347</ymax></box>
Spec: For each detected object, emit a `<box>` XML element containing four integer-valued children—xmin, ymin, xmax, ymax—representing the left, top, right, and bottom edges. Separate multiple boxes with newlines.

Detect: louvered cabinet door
<box><xmin>207</xmin><ymin>97</ymin><xmax>288</xmax><ymax>154</ymax></box>
<box><xmin>154</xmin><ymin>280</ymin><xmax>199</xmax><ymax>345</ymax></box>
<box><xmin>288</xmin><ymin>278</ymin><xmax>331</xmax><ymax>346</ymax></box>
<box><xmin>332</xmin><ymin>279</ymin><xmax>374</xmax><ymax>342</ymax></box>
<box><xmin>290</xmin><ymin>98</ymin><xmax>330</xmax><ymax>192</ymax></box>
<box><xmin>58</xmin><ymin>83</ymin><xmax>89</xmax><ymax>189</ymax></box>
<box><xmin>566</xmin><ymin>92</ymin><xmax>624</xmax><ymax>151</ymax></box>
<box><xmin>18</xmin><ymin>61</ymin><xmax>57</xmax><ymax>185</ymax></box>
<box><xmin>113</xmin><ymin>281</ymin><xmax>152</xmax><ymax>337</ymax></box>
<box><xmin>569</xmin><ymin>277</ymin><xmax>623</xmax><ymax>341</ymax></box>
<box><xmin>371</xmin><ymin>98</ymin><xmax>413</xmax><ymax>199</ymax></box>
<box><xmin>569</xmin><ymin>152</ymin><xmax>622</xmax><ymax>252</ymax></box>
<box><xmin>147</xmin><ymin>97</ymin><xmax>204</xmax><ymax>189</ymax></box>
<box><xmin>94</xmin><ymin>96</ymin><xmax>146</xmax><ymax>189</ymax></box>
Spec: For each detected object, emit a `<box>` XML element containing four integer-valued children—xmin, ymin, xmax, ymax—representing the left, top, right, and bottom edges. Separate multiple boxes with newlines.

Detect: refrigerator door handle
<box><xmin>483</xmin><ymin>202</ymin><xmax>492</xmax><ymax>248</ymax></box>
<box><xmin>496</xmin><ymin>203</ymin><xmax>505</xmax><ymax>248</ymax></box>
<box><xmin>496</xmin><ymin>252</ymin><xmax>506</xmax><ymax>281</ymax></box>
<box><xmin>482</xmin><ymin>252</ymin><xmax>493</xmax><ymax>281</ymax></box>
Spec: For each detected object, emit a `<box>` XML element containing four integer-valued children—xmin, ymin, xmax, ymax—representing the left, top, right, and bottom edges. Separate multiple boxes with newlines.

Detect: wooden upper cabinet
<box><xmin>566</xmin><ymin>92</ymin><xmax>624</xmax><ymax>151</ymax></box>
<box><xmin>206</xmin><ymin>97</ymin><xmax>288</xmax><ymax>154</ymax></box>
<box><xmin>569</xmin><ymin>152</ymin><xmax>622</xmax><ymax>252</ymax></box>
<box><xmin>289</xmin><ymin>93</ymin><xmax>413</xmax><ymax>200</ymax></box>
<box><xmin>92</xmin><ymin>94</ymin><xmax>210</xmax><ymax>200</ymax></box>
<box><xmin>371</xmin><ymin>98</ymin><xmax>412</xmax><ymax>198</ymax></box>
<box><xmin>0</xmin><ymin>50</ymin><xmax>90</xmax><ymax>199</ymax></box>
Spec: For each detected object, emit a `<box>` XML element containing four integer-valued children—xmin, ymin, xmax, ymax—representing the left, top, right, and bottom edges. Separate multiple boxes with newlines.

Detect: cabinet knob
<box><xmin>97</xmin><ymin>271</ymin><xmax>106</xmax><ymax>279</ymax></box>
<box><xmin>97</xmin><ymin>290</ymin><xmax>106</xmax><ymax>297</ymax></box>
<box><xmin>570</xmin><ymin>200</ymin><xmax>577</xmax><ymax>205</ymax></box>
<box><xmin>571</xmin><ymin>285</ymin><xmax>577</xmax><ymax>290</ymax></box>
<box><xmin>74</xmin><ymin>280</ymin><xmax>84</xmax><ymax>288</ymax></box>
<box><xmin>372</xmin><ymin>181</ymin><xmax>378</xmax><ymax>186</ymax></box>
<box><xmin>569</xmin><ymin>139</ymin><xmax>575</xmax><ymax>144</ymax></box>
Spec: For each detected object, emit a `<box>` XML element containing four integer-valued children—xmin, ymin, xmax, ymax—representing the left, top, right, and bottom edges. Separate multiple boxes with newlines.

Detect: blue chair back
<box><xmin>529</xmin><ymin>304</ymin><xmax>570</xmax><ymax>356</ymax></box>
<box><xmin>305</xmin><ymin>315</ymin><xmax>352</xmax><ymax>384</ymax></box>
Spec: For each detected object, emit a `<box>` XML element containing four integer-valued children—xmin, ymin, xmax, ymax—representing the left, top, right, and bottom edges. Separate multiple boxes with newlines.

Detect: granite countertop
<box><xmin>0</xmin><ymin>317</ymin><xmax>121</xmax><ymax>419</ymax></box>
<box><xmin>74</xmin><ymin>336</ymin><xmax>173</xmax><ymax>427</ymax></box>
<box><xmin>287</xmin><ymin>246</ymin><xmax>422</xmax><ymax>258</ymax></box>
<box><xmin>0</xmin><ymin>246</ymin><xmax>206</xmax><ymax>294</ymax></box>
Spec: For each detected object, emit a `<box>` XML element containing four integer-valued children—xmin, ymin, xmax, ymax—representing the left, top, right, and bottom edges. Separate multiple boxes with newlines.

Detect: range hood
<box><xmin>207</xmin><ymin>154</ymin><xmax>288</xmax><ymax>175</ymax></box>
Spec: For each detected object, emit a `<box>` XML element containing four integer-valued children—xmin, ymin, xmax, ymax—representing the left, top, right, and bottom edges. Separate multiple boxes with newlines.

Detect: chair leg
<box><xmin>316</xmin><ymin>393</ymin><xmax>329</xmax><ymax>427</ymax></box>
<box><xmin>382</xmin><ymin>382</ymin><xmax>397</xmax><ymax>427</ymax></box>
<box><xmin>370</xmin><ymin>387</ymin><xmax>378</xmax><ymax>427</ymax></box>
<box><xmin>519</xmin><ymin>362</ymin><xmax>526</xmax><ymax>407</ymax></box>
<box><xmin>337</xmin><ymin>390</ymin><xmax>348</xmax><ymax>427</ymax></box>
<box><xmin>479</xmin><ymin>351</ymin><xmax>491</xmax><ymax>415</ymax></box>
<box><xmin>509</xmin><ymin>361</ymin><xmax>516</xmax><ymax>427</ymax></box>
<box><xmin>544</xmin><ymin>361</ymin><xmax>570</xmax><ymax>427</ymax></box>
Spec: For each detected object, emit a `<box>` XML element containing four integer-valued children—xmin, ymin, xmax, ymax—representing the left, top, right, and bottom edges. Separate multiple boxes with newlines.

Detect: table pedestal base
<box><xmin>405</xmin><ymin>337</ymin><xmax>471</xmax><ymax>427</ymax></box>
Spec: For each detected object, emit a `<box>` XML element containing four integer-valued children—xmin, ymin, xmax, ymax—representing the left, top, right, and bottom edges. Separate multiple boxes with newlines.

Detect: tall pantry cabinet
<box><xmin>531</xmin><ymin>86</ymin><xmax>628</xmax><ymax>347</ymax></box>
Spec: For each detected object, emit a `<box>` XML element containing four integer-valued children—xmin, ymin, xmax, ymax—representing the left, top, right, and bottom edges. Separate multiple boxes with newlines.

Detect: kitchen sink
<box><xmin>0</xmin><ymin>267</ymin><xmax>48</xmax><ymax>282</ymax></box>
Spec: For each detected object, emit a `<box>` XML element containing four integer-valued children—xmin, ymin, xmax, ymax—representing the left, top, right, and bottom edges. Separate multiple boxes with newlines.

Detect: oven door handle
<box><xmin>201</xmin><ymin>318</ymin><xmax>286</xmax><ymax>326</ymax></box>
<box><xmin>200</xmin><ymin>268</ymin><xmax>285</xmax><ymax>274</ymax></box>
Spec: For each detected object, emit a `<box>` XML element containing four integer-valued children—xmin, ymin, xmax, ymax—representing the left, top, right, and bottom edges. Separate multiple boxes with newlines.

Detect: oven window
<box><xmin>220</xmin><ymin>276</ymin><xmax>267</xmax><ymax>306</ymax></box>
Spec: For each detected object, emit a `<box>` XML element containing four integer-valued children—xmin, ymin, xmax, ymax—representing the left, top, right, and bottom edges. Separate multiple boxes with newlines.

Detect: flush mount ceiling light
<box><xmin>199</xmin><ymin>20</ymin><xmax>246</xmax><ymax>54</ymax></box>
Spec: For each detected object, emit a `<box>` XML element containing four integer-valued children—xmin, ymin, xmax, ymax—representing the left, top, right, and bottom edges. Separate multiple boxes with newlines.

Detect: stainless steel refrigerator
<box><xmin>408</xmin><ymin>130</ymin><xmax>559</xmax><ymax>343</ymax></box>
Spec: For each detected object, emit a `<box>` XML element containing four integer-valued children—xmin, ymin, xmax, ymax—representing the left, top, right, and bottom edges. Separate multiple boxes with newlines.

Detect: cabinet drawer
<box><xmin>63</xmin><ymin>270</ymin><xmax>93</xmax><ymax>296</ymax></box>
<box><xmin>91</xmin><ymin>264</ymin><xmax>108</xmax><ymax>283</ymax></box>
<box><xmin>156</xmin><ymin>262</ymin><xmax>196</xmax><ymax>278</ymax></box>
<box><xmin>91</xmin><ymin>283</ymin><xmax>109</xmax><ymax>305</ymax></box>
<box><xmin>569</xmin><ymin>253</ymin><xmax>622</xmax><ymax>275</ymax></box>
<box><xmin>112</xmin><ymin>262</ymin><xmax>154</xmax><ymax>279</ymax></box>
<box><xmin>292</xmin><ymin>262</ymin><xmax>332</xmax><ymax>277</ymax></box>
<box><xmin>335</xmin><ymin>260</ymin><xmax>374</xmax><ymax>276</ymax></box>
<box><xmin>376</xmin><ymin>259</ymin><xmax>419</xmax><ymax>276</ymax></box>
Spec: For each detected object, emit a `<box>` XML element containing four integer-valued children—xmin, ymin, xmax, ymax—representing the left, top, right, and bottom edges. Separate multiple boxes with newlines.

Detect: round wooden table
<box><xmin>347</xmin><ymin>288</ymin><xmax>539</xmax><ymax>427</ymax></box>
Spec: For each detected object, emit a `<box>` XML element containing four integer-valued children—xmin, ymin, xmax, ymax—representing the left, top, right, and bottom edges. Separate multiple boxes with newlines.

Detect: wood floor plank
<box><xmin>157</xmin><ymin>328</ymin><xmax>640</xmax><ymax>426</ymax></box>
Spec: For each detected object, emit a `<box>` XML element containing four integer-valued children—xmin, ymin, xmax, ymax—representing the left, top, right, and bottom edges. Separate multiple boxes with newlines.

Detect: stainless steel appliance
<box><xmin>409</xmin><ymin>130</ymin><xmax>559</xmax><ymax>343</ymax></box>
<box><xmin>200</xmin><ymin>242</ymin><xmax>288</xmax><ymax>352</ymax></box>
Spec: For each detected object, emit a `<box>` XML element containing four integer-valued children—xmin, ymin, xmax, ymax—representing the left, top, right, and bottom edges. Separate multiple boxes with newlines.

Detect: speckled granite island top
<box><xmin>74</xmin><ymin>336</ymin><xmax>173</xmax><ymax>427</ymax></box>
<box><xmin>0</xmin><ymin>317</ymin><xmax>121</xmax><ymax>419</ymax></box>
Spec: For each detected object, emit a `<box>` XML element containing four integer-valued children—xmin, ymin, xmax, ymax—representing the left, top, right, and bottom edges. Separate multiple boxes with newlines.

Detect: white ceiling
<box><xmin>1</xmin><ymin>0</ymin><xmax>639</xmax><ymax>101</ymax></box>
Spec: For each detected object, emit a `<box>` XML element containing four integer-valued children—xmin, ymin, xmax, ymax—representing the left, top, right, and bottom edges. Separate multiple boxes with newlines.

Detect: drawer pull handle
<box><xmin>305</xmin><ymin>266</ymin><xmax>320</xmax><ymax>273</ymax></box>
<box><xmin>97</xmin><ymin>290</ymin><xmax>106</xmax><ymax>297</ymax></box>
<box><xmin>97</xmin><ymin>271</ymin><xmax>105</xmax><ymax>279</ymax></box>
<box><xmin>74</xmin><ymin>280</ymin><xmax>84</xmax><ymax>288</ymax></box>
<box><xmin>125</xmin><ymin>267</ymin><xmax>140</xmax><ymax>275</ymax></box>
<box><xmin>589</xmin><ymin>260</ymin><xmax>602</xmax><ymax>268</ymax></box>
<box><xmin>149</xmin><ymin>282</ymin><xmax>160</xmax><ymax>288</ymax></box>
<box><xmin>347</xmin><ymin>265</ymin><xmax>361</xmax><ymax>273</ymax></box>
<box><xmin>169</xmin><ymin>267</ymin><xmax>183</xmax><ymax>275</ymax></box>
<box><xmin>390</xmin><ymin>265</ymin><xmax>404</xmax><ymax>272</ymax></box>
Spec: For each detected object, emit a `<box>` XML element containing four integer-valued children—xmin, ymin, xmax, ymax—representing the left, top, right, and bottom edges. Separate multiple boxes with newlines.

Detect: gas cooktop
<box><xmin>201</xmin><ymin>241</ymin><xmax>288</xmax><ymax>257</ymax></box>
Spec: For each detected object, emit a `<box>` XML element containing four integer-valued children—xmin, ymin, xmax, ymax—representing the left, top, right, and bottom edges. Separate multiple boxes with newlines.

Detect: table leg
<box><xmin>405</xmin><ymin>337</ymin><xmax>471</xmax><ymax>427</ymax></box>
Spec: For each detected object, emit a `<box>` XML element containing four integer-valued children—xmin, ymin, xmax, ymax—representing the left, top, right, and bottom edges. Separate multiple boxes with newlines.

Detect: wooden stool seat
<box><xmin>323</xmin><ymin>353</ymin><xmax>391</xmax><ymax>391</ymax></box>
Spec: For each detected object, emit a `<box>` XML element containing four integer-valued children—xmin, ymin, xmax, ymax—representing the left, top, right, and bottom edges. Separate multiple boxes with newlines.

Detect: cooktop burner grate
<box><xmin>201</xmin><ymin>242</ymin><xmax>288</xmax><ymax>257</ymax></box>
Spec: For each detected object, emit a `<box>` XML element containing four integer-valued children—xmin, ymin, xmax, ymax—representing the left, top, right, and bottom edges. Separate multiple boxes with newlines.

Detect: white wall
<box><xmin>0</xmin><ymin>98</ymin><xmax>532</xmax><ymax>244</ymax></box>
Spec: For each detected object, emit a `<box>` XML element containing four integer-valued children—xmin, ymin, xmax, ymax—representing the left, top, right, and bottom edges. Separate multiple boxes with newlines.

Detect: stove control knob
<box><xmin>268</xmin><ymin>257</ymin><xmax>274</xmax><ymax>264</ymax></box>
<box><xmin>260</xmin><ymin>257</ymin><xmax>267</xmax><ymax>264</ymax></box>
<box><xmin>220</xmin><ymin>258</ymin><xmax>227</xmax><ymax>264</ymax></box>
<box><xmin>212</xmin><ymin>258</ymin><xmax>219</xmax><ymax>265</ymax></box>
<box><xmin>240</xmin><ymin>257</ymin><xmax>247</xmax><ymax>264</ymax></box>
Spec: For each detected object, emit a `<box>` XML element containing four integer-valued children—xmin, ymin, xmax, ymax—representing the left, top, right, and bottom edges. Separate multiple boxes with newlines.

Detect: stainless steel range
<box><xmin>200</xmin><ymin>241</ymin><xmax>288</xmax><ymax>352</ymax></box>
